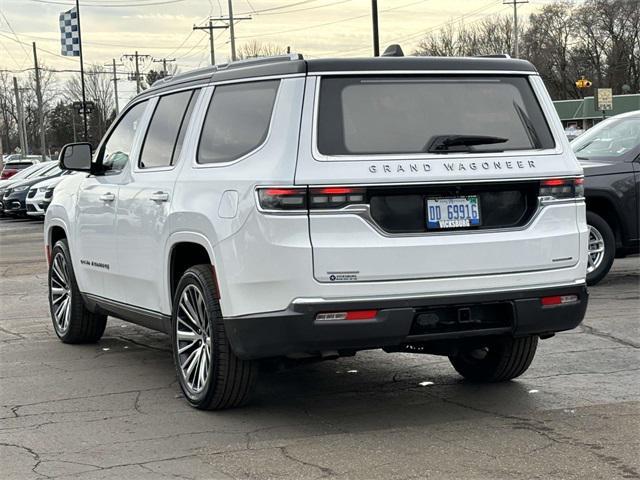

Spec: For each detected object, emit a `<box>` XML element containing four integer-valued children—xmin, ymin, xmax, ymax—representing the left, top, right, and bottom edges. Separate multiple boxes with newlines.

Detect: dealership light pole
<box><xmin>371</xmin><ymin>0</ymin><xmax>380</xmax><ymax>56</ymax></box>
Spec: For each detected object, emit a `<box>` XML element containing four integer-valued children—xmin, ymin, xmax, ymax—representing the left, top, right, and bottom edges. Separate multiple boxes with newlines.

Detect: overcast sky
<box><xmin>1</xmin><ymin>0</ymin><xmax>558</xmax><ymax>101</ymax></box>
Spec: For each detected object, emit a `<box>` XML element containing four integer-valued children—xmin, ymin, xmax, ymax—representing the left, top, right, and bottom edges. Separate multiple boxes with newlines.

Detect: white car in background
<box><xmin>27</xmin><ymin>172</ymin><xmax>76</xmax><ymax>217</ymax></box>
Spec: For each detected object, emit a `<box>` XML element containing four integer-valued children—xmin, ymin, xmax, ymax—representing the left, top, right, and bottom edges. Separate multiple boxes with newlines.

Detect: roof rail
<box><xmin>148</xmin><ymin>53</ymin><xmax>303</xmax><ymax>89</ymax></box>
<box><xmin>475</xmin><ymin>54</ymin><xmax>512</xmax><ymax>59</ymax></box>
<box><xmin>215</xmin><ymin>53</ymin><xmax>304</xmax><ymax>71</ymax></box>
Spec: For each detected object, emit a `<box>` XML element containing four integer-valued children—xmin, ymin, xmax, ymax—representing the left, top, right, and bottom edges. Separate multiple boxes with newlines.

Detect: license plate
<box><xmin>427</xmin><ymin>196</ymin><xmax>481</xmax><ymax>229</ymax></box>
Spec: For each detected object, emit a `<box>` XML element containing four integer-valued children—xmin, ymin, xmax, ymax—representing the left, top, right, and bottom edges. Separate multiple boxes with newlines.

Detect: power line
<box><xmin>325</xmin><ymin>0</ymin><xmax>504</xmax><ymax>57</ymax></box>
<box><xmin>235</xmin><ymin>0</ymin><xmax>431</xmax><ymax>40</ymax></box>
<box><xmin>0</xmin><ymin>11</ymin><xmax>30</xmax><ymax>67</ymax></box>
<box><xmin>250</xmin><ymin>0</ymin><xmax>353</xmax><ymax>16</ymax></box>
<box><xmin>0</xmin><ymin>28</ymin><xmax>220</xmax><ymax>51</ymax></box>
<box><xmin>0</xmin><ymin>31</ymin><xmax>78</xmax><ymax>64</ymax></box>
<box><xmin>25</xmin><ymin>0</ymin><xmax>190</xmax><ymax>7</ymax></box>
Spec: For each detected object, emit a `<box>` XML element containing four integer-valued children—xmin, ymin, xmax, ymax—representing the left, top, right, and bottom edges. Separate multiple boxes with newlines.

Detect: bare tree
<box><xmin>0</xmin><ymin>72</ymin><xmax>17</xmax><ymax>154</ymax></box>
<box><xmin>413</xmin><ymin>17</ymin><xmax>514</xmax><ymax>57</ymax></box>
<box><xmin>413</xmin><ymin>0</ymin><xmax>640</xmax><ymax>100</ymax></box>
<box><xmin>236</xmin><ymin>41</ymin><xmax>288</xmax><ymax>60</ymax></box>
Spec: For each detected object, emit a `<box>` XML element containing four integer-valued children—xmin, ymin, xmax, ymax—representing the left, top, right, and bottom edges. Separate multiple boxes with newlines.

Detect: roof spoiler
<box><xmin>475</xmin><ymin>54</ymin><xmax>512</xmax><ymax>59</ymax></box>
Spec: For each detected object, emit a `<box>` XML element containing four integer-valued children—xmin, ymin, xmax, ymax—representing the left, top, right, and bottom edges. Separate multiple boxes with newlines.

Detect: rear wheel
<box><xmin>449</xmin><ymin>336</ymin><xmax>538</xmax><ymax>382</ymax></box>
<box><xmin>171</xmin><ymin>265</ymin><xmax>257</xmax><ymax>410</ymax></box>
<box><xmin>586</xmin><ymin>211</ymin><xmax>615</xmax><ymax>286</ymax></box>
<box><xmin>48</xmin><ymin>239</ymin><xmax>107</xmax><ymax>343</ymax></box>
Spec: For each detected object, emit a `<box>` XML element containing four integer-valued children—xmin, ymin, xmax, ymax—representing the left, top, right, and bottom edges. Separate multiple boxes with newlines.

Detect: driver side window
<box><xmin>100</xmin><ymin>100</ymin><xmax>148</xmax><ymax>172</ymax></box>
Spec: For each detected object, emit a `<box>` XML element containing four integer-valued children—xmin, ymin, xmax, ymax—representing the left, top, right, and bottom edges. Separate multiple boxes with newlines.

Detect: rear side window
<box><xmin>139</xmin><ymin>90</ymin><xmax>197</xmax><ymax>169</ymax></box>
<box><xmin>317</xmin><ymin>76</ymin><xmax>555</xmax><ymax>156</ymax></box>
<box><xmin>197</xmin><ymin>80</ymin><xmax>279</xmax><ymax>164</ymax></box>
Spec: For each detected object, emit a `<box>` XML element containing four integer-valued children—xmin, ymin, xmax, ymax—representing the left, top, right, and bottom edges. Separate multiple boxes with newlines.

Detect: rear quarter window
<box><xmin>317</xmin><ymin>75</ymin><xmax>555</xmax><ymax>156</ymax></box>
<box><xmin>197</xmin><ymin>80</ymin><xmax>280</xmax><ymax>164</ymax></box>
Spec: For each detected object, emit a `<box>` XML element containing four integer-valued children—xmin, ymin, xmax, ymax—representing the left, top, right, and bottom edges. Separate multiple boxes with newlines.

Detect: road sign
<box><xmin>73</xmin><ymin>101</ymin><xmax>95</xmax><ymax>115</ymax></box>
<box><xmin>595</xmin><ymin>88</ymin><xmax>613</xmax><ymax>111</ymax></box>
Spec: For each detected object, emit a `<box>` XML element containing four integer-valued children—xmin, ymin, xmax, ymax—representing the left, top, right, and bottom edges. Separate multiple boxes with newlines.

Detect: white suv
<box><xmin>45</xmin><ymin>53</ymin><xmax>588</xmax><ymax>410</ymax></box>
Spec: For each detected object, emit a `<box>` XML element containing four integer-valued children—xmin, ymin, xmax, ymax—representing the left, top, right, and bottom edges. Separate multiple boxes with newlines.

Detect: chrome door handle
<box><xmin>150</xmin><ymin>191</ymin><xmax>169</xmax><ymax>202</ymax></box>
<box><xmin>99</xmin><ymin>192</ymin><xmax>115</xmax><ymax>202</ymax></box>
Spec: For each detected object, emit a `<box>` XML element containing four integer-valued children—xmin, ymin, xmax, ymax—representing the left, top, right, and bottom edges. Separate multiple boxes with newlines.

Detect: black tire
<box><xmin>449</xmin><ymin>336</ymin><xmax>538</xmax><ymax>382</ymax></box>
<box><xmin>171</xmin><ymin>265</ymin><xmax>257</xmax><ymax>410</ymax></box>
<box><xmin>586</xmin><ymin>211</ymin><xmax>615</xmax><ymax>286</ymax></box>
<box><xmin>48</xmin><ymin>239</ymin><xmax>107</xmax><ymax>343</ymax></box>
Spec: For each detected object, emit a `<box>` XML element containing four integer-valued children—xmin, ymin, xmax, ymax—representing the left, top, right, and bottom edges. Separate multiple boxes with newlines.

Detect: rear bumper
<box><xmin>224</xmin><ymin>284</ymin><xmax>588</xmax><ymax>360</ymax></box>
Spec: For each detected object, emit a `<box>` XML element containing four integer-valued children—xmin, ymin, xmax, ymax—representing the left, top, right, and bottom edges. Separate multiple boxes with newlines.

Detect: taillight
<box><xmin>309</xmin><ymin>187</ymin><xmax>366</xmax><ymax>209</ymax></box>
<box><xmin>1</xmin><ymin>169</ymin><xmax>17</xmax><ymax>179</ymax></box>
<box><xmin>539</xmin><ymin>177</ymin><xmax>584</xmax><ymax>199</ymax></box>
<box><xmin>257</xmin><ymin>187</ymin><xmax>307</xmax><ymax>211</ymax></box>
<box><xmin>257</xmin><ymin>186</ymin><xmax>368</xmax><ymax>212</ymax></box>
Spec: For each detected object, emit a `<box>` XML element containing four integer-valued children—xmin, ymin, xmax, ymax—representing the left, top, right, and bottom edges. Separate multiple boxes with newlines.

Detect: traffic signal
<box><xmin>576</xmin><ymin>77</ymin><xmax>592</xmax><ymax>89</ymax></box>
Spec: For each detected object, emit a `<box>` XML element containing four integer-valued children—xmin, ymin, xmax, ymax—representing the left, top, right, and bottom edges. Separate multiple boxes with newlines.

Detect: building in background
<box><xmin>554</xmin><ymin>94</ymin><xmax>640</xmax><ymax>131</ymax></box>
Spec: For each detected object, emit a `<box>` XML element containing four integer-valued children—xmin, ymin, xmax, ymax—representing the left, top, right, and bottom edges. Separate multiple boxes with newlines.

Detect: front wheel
<box><xmin>48</xmin><ymin>239</ymin><xmax>107</xmax><ymax>343</ymax></box>
<box><xmin>171</xmin><ymin>265</ymin><xmax>257</xmax><ymax>410</ymax></box>
<box><xmin>448</xmin><ymin>336</ymin><xmax>538</xmax><ymax>382</ymax></box>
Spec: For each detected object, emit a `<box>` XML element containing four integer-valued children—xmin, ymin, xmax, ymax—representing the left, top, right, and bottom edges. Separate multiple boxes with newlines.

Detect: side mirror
<box><xmin>60</xmin><ymin>142</ymin><xmax>92</xmax><ymax>172</ymax></box>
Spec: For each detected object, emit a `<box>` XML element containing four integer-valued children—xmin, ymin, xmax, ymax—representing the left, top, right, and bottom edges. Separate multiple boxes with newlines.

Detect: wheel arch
<box><xmin>585</xmin><ymin>193</ymin><xmax>623</xmax><ymax>248</ymax></box>
<box><xmin>166</xmin><ymin>232</ymin><xmax>218</xmax><ymax>312</ymax></box>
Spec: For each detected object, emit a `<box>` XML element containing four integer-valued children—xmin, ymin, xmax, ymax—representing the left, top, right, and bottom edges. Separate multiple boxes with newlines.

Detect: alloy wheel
<box><xmin>587</xmin><ymin>225</ymin><xmax>605</xmax><ymax>274</ymax></box>
<box><xmin>176</xmin><ymin>284</ymin><xmax>212</xmax><ymax>394</ymax></box>
<box><xmin>50</xmin><ymin>252</ymin><xmax>71</xmax><ymax>334</ymax></box>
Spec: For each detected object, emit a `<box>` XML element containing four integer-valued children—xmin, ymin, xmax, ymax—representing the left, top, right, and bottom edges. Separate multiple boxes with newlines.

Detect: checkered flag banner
<box><xmin>59</xmin><ymin>7</ymin><xmax>80</xmax><ymax>57</ymax></box>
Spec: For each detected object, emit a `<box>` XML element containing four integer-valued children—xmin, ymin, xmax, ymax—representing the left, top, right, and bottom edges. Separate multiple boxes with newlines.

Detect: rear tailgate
<box><xmin>295</xmin><ymin>73</ymin><xmax>583</xmax><ymax>283</ymax></box>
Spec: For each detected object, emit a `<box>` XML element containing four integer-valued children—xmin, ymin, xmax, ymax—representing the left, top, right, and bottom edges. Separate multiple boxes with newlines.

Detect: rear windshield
<box><xmin>317</xmin><ymin>76</ymin><xmax>555</xmax><ymax>156</ymax></box>
<box><xmin>4</xmin><ymin>162</ymin><xmax>32</xmax><ymax>170</ymax></box>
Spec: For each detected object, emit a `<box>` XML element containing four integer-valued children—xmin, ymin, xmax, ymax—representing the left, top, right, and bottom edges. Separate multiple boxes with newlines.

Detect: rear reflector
<box><xmin>316</xmin><ymin>310</ymin><xmax>378</xmax><ymax>322</ymax></box>
<box><xmin>541</xmin><ymin>295</ymin><xmax>578</xmax><ymax>306</ymax></box>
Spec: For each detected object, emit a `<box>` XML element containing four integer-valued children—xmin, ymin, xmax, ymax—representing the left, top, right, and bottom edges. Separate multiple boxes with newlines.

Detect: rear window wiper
<box><xmin>425</xmin><ymin>135</ymin><xmax>508</xmax><ymax>154</ymax></box>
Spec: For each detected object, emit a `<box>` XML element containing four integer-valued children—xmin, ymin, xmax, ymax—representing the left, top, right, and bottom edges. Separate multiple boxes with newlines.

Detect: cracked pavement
<box><xmin>1</xmin><ymin>217</ymin><xmax>639</xmax><ymax>479</ymax></box>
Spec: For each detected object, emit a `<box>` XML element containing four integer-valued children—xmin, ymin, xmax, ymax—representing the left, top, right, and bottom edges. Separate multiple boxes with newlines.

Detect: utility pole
<box><xmin>104</xmin><ymin>59</ymin><xmax>123</xmax><ymax>114</ymax></box>
<box><xmin>228</xmin><ymin>0</ymin><xmax>236</xmax><ymax>61</ymax></box>
<box><xmin>152</xmin><ymin>57</ymin><xmax>176</xmax><ymax>77</ymax></box>
<box><xmin>371</xmin><ymin>0</ymin><xmax>380</xmax><ymax>57</ymax></box>
<box><xmin>12</xmin><ymin>77</ymin><xmax>27</xmax><ymax>156</ymax></box>
<box><xmin>504</xmin><ymin>0</ymin><xmax>528</xmax><ymax>58</ymax></box>
<box><xmin>122</xmin><ymin>51</ymin><xmax>151</xmax><ymax>94</ymax></box>
<box><xmin>32</xmin><ymin>42</ymin><xmax>47</xmax><ymax>161</ymax></box>
<box><xmin>193</xmin><ymin>15</ymin><xmax>249</xmax><ymax>65</ymax></box>
<box><xmin>193</xmin><ymin>20</ymin><xmax>227</xmax><ymax>65</ymax></box>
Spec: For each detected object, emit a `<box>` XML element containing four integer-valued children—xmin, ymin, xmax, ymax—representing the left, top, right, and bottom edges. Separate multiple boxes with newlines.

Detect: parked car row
<box><xmin>0</xmin><ymin>160</ymin><xmax>72</xmax><ymax>218</ymax></box>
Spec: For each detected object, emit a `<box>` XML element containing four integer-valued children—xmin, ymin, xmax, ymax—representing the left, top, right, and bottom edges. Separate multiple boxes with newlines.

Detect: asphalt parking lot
<box><xmin>1</xmin><ymin>216</ymin><xmax>639</xmax><ymax>480</ymax></box>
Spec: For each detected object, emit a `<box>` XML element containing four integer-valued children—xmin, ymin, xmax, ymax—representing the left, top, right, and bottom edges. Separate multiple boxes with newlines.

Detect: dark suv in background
<box><xmin>571</xmin><ymin>111</ymin><xmax>640</xmax><ymax>285</ymax></box>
